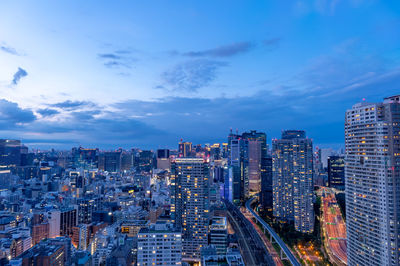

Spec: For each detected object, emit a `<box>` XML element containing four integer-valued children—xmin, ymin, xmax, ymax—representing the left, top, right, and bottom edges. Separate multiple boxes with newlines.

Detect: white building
<box><xmin>345</xmin><ymin>95</ymin><xmax>400</xmax><ymax>265</ymax></box>
<box><xmin>137</xmin><ymin>222</ymin><xmax>182</xmax><ymax>265</ymax></box>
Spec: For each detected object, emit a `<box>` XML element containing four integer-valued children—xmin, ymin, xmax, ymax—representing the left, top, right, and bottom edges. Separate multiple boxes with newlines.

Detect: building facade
<box><xmin>170</xmin><ymin>158</ymin><xmax>210</xmax><ymax>261</ymax></box>
<box><xmin>345</xmin><ymin>95</ymin><xmax>400</xmax><ymax>265</ymax></box>
<box><xmin>137</xmin><ymin>222</ymin><xmax>182</xmax><ymax>265</ymax></box>
<box><xmin>272</xmin><ymin>130</ymin><xmax>314</xmax><ymax>233</ymax></box>
<box><xmin>327</xmin><ymin>155</ymin><xmax>345</xmax><ymax>190</ymax></box>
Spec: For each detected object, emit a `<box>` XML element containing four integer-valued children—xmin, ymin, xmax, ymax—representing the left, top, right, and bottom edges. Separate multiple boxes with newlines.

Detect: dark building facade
<box><xmin>327</xmin><ymin>155</ymin><xmax>345</xmax><ymax>190</ymax></box>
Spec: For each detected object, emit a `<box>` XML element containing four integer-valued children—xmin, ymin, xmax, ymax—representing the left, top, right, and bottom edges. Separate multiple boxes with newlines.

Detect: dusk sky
<box><xmin>0</xmin><ymin>1</ymin><xmax>399</xmax><ymax>149</ymax></box>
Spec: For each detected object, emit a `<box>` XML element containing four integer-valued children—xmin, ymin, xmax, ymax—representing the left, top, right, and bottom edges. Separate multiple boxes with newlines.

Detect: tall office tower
<box><xmin>209</xmin><ymin>216</ymin><xmax>228</xmax><ymax>255</ymax></box>
<box><xmin>102</xmin><ymin>151</ymin><xmax>122</xmax><ymax>172</ymax></box>
<box><xmin>272</xmin><ymin>130</ymin><xmax>314</xmax><ymax>233</ymax></box>
<box><xmin>170</xmin><ymin>158</ymin><xmax>210</xmax><ymax>262</ymax></box>
<box><xmin>260</xmin><ymin>156</ymin><xmax>273</xmax><ymax>214</ymax></box>
<box><xmin>227</xmin><ymin>133</ymin><xmax>247</xmax><ymax>204</ymax></box>
<box><xmin>327</xmin><ymin>155</ymin><xmax>345</xmax><ymax>190</ymax></box>
<box><xmin>138</xmin><ymin>150</ymin><xmax>154</xmax><ymax>172</ymax></box>
<box><xmin>72</xmin><ymin>147</ymin><xmax>99</xmax><ymax>169</ymax></box>
<box><xmin>121</xmin><ymin>151</ymin><xmax>133</xmax><ymax>171</ymax></box>
<box><xmin>242</xmin><ymin>131</ymin><xmax>267</xmax><ymax>195</ymax></box>
<box><xmin>178</xmin><ymin>141</ymin><xmax>193</xmax><ymax>157</ymax></box>
<box><xmin>0</xmin><ymin>139</ymin><xmax>21</xmax><ymax>170</ymax></box>
<box><xmin>156</xmin><ymin>149</ymin><xmax>170</xmax><ymax>170</ymax></box>
<box><xmin>345</xmin><ymin>95</ymin><xmax>400</xmax><ymax>266</ymax></box>
<box><xmin>137</xmin><ymin>222</ymin><xmax>182</xmax><ymax>266</ymax></box>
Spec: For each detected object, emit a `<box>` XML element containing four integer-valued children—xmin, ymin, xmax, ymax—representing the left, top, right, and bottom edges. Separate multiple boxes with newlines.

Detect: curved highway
<box><xmin>246</xmin><ymin>197</ymin><xmax>301</xmax><ymax>266</ymax></box>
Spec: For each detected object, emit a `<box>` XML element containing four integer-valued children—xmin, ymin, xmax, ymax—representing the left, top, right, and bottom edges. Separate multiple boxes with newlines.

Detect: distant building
<box><xmin>171</xmin><ymin>158</ymin><xmax>210</xmax><ymax>262</ymax></box>
<box><xmin>178</xmin><ymin>141</ymin><xmax>192</xmax><ymax>157</ymax></box>
<box><xmin>102</xmin><ymin>151</ymin><xmax>121</xmax><ymax>172</ymax></box>
<box><xmin>156</xmin><ymin>149</ymin><xmax>170</xmax><ymax>170</ymax></box>
<box><xmin>72</xmin><ymin>147</ymin><xmax>99</xmax><ymax>169</ymax></box>
<box><xmin>260</xmin><ymin>156</ymin><xmax>273</xmax><ymax>214</ymax></box>
<box><xmin>0</xmin><ymin>139</ymin><xmax>21</xmax><ymax>170</ymax></box>
<box><xmin>327</xmin><ymin>156</ymin><xmax>345</xmax><ymax>190</ymax></box>
<box><xmin>137</xmin><ymin>222</ymin><xmax>182</xmax><ymax>265</ymax></box>
<box><xmin>272</xmin><ymin>130</ymin><xmax>314</xmax><ymax>233</ymax></box>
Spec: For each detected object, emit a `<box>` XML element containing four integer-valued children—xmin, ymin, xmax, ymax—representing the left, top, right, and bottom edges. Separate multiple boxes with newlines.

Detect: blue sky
<box><xmin>0</xmin><ymin>0</ymin><xmax>399</xmax><ymax>149</ymax></box>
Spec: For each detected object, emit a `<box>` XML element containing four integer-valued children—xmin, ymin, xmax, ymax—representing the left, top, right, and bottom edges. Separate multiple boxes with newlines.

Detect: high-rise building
<box><xmin>156</xmin><ymin>149</ymin><xmax>170</xmax><ymax>170</ymax></box>
<box><xmin>260</xmin><ymin>156</ymin><xmax>273</xmax><ymax>214</ymax></box>
<box><xmin>171</xmin><ymin>158</ymin><xmax>210</xmax><ymax>262</ymax></box>
<box><xmin>137</xmin><ymin>222</ymin><xmax>182</xmax><ymax>265</ymax></box>
<box><xmin>0</xmin><ymin>139</ymin><xmax>21</xmax><ymax>170</ymax></box>
<box><xmin>327</xmin><ymin>155</ymin><xmax>345</xmax><ymax>190</ymax></box>
<box><xmin>102</xmin><ymin>151</ymin><xmax>121</xmax><ymax>172</ymax></box>
<box><xmin>178</xmin><ymin>141</ymin><xmax>192</xmax><ymax>157</ymax></box>
<box><xmin>60</xmin><ymin>207</ymin><xmax>77</xmax><ymax>238</ymax></box>
<box><xmin>242</xmin><ymin>130</ymin><xmax>267</xmax><ymax>195</ymax></box>
<box><xmin>345</xmin><ymin>95</ymin><xmax>400</xmax><ymax>265</ymax></box>
<box><xmin>272</xmin><ymin>130</ymin><xmax>314</xmax><ymax>233</ymax></box>
<box><xmin>72</xmin><ymin>147</ymin><xmax>99</xmax><ymax>169</ymax></box>
<box><xmin>209</xmin><ymin>216</ymin><xmax>228</xmax><ymax>255</ymax></box>
<box><xmin>77</xmin><ymin>196</ymin><xmax>102</xmax><ymax>224</ymax></box>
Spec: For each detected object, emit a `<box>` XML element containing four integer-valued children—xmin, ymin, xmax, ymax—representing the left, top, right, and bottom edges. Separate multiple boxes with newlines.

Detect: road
<box><xmin>225</xmin><ymin>200</ymin><xmax>274</xmax><ymax>265</ymax></box>
<box><xmin>320</xmin><ymin>187</ymin><xmax>347</xmax><ymax>265</ymax></box>
<box><xmin>242</xmin><ymin>208</ymin><xmax>284</xmax><ymax>266</ymax></box>
<box><xmin>246</xmin><ymin>197</ymin><xmax>301</xmax><ymax>266</ymax></box>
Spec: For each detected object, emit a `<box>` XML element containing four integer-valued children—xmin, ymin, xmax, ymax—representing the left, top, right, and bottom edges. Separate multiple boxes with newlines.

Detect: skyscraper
<box><xmin>227</xmin><ymin>132</ymin><xmax>247</xmax><ymax>204</ymax></box>
<box><xmin>0</xmin><ymin>139</ymin><xmax>21</xmax><ymax>170</ymax></box>
<box><xmin>170</xmin><ymin>158</ymin><xmax>210</xmax><ymax>262</ymax></box>
<box><xmin>178</xmin><ymin>141</ymin><xmax>192</xmax><ymax>157</ymax></box>
<box><xmin>327</xmin><ymin>155</ymin><xmax>345</xmax><ymax>190</ymax></box>
<box><xmin>272</xmin><ymin>130</ymin><xmax>314</xmax><ymax>233</ymax></box>
<box><xmin>345</xmin><ymin>95</ymin><xmax>400</xmax><ymax>265</ymax></box>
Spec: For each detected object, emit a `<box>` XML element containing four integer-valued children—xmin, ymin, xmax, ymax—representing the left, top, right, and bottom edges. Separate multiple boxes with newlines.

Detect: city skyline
<box><xmin>1</xmin><ymin>1</ymin><xmax>399</xmax><ymax>149</ymax></box>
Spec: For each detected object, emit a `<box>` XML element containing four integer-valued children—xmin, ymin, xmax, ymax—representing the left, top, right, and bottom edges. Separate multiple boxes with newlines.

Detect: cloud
<box><xmin>183</xmin><ymin>42</ymin><xmax>254</xmax><ymax>58</ymax></box>
<box><xmin>263</xmin><ymin>37</ymin><xmax>282</xmax><ymax>47</ymax></box>
<box><xmin>49</xmin><ymin>100</ymin><xmax>96</xmax><ymax>110</ymax></box>
<box><xmin>0</xmin><ymin>43</ymin><xmax>19</xmax><ymax>55</ymax></box>
<box><xmin>37</xmin><ymin>108</ymin><xmax>60</xmax><ymax>117</ymax></box>
<box><xmin>97</xmin><ymin>50</ymin><xmax>137</xmax><ymax>69</ymax></box>
<box><xmin>0</xmin><ymin>99</ymin><xmax>36</xmax><ymax>125</ymax></box>
<box><xmin>161</xmin><ymin>59</ymin><xmax>227</xmax><ymax>92</ymax></box>
<box><xmin>11</xmin><ymin>67</ymin><xmax>28</xmax><ymax>85</ymax></box>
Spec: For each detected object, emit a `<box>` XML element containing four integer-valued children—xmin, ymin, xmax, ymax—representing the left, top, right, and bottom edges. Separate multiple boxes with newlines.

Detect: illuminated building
<box><xmin>171</xmin><ymin>158</ymin><xmax>210</xmax><ymax>261</ymax></box>
<box><xmin>272</xmin><ymin>130</ymin><xmax>314</xmax><ymax>233</ymax></box>
<box><xmin>137</xmin><ymin>222</ymin><xmax>182</xmax><ymax>265</ymax></box>
<box><xmin>227</xmin><ymin>132</ymin><xmax>247</xmax><ymax>204</ymax></box>
<box><xmin>101</xmin><ymin>151</ymin><xmax>121</xmax><ymax>173</ymax></box>
<box><xmin>242</xmin><ymin>130</ymin><xmax>267</xmax><ymax>195</ymax></box>
<box><xmin>77</xmin><ymin>197</ymin><xmax>103</xmax><ymax>224</ymax></box>
<box><xmin>260</xmin><ymin>155</ymin><xmax>273</xmax><ymax>214</ymax></box>
<box><xmin>0</xmin><ymin>139</ymin><xmax>21</xmax><ymax>170</ymax></box>
<box><xmin>60</xmin><ymin>207</ymin><xmax>77</xmax><ymax>237</ymax></box>
<box><xmin>327</xmin><ymin>155</ymin><xmax>345</xmax><ymax>190</ymax></box>
<box><xmin>209</xmin><ymin>216</ymin><xmax>228</xmax><ymax>255</ymax></box>
<box><xmin>178</xmin><ymin>141</ymin><xmax>192</xmax><ymax>157</ymax></box>
<box><xmin>15</xmin><ymin>239</ymin><xmax>66</xmax><ymax>265</ymax></box>
<box><xmin>72</xmin><ymin>147</ymin><xmax>99</xmax><ymax>170</ymax></box>
<box><xmin>345</xmin><ymin>95</ymin><xmax>400</xmax><ymax>266</ymax></box>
